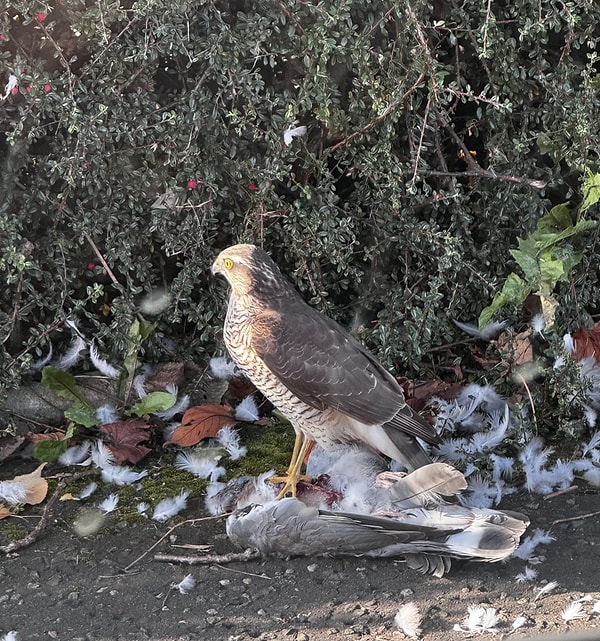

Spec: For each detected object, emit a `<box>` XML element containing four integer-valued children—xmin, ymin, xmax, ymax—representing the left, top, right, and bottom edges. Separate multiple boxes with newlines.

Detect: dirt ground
<box><xmin>1</xmin><ymin>473</ymin><xmax>599</xmax><ymax>641</ymax></box>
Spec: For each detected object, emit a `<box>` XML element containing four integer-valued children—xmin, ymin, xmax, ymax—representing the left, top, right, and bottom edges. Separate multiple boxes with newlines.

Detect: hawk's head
<box><xmin>212</xmin><ymin>244</ymin><xmax>288</xmax><ymax>299</ymax></box>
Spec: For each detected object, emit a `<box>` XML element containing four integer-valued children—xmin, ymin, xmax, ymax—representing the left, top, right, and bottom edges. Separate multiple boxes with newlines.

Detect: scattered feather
<box><xmin>217</xmin><ymin>426</ymin><xmax>248</xmax><ymax>460</ymax></box>
<box><xmin>235</xmin><ymin>396</ymin><xmax>259</xmax><ymax>422</ymax></box>
<box><xmin>90</xmin><ymin>441</ymin><xmax>115</xmax><ymax>469</ymax></box>
<box><xmin>513</xmin><ymin>529</ymin><xmax>555</xmax><ymax>561</ymax></box>
<box><xmin>55</xmin><ymin>333</ymin><xmax>86</xmax><ymax>369</ymax></box>
<box><xmin>101</xmin><ymin>465</ymin><xmax>148</xmax><ymax>486</ymax></box>
<box><xmin>0</xmin><ymin>480</ymin><xmax>28</xmax><ymax>505</ymax></box>
<box><xmin>78</xmin><ymin>482</ymin><xmax>98</xmax><ymax>499</ymax></box>
<box><xmin>1</xmin><ymin>631</ymin><xmax>18</xmax><ymax>641</ymax></box>
<box><xmin>209</xmin><ymin>356</ymin><xmax>238</xmax><ymax>379</ymax></box>
<box><xmin>30</xmin><ymin>343</ymin><xmax>53</xmax><ymax>370</ymax></box>
<box><xmin>133</xmin><ymin>374</ymin><xmax>147</xmax><ymax>398</ymax></box>
<box><xmin>59</xmin><ymin>441</ymin><xmax>91</xmax><ymax>466</ymax></box>
<box><xmin>534</xmin><ymin>581</ymin><xmax>559</xmax><ymax>601</ymax></box>
<box><xmin>157</xmin><ymin>393</ymin><xmax>190</xmax><ymax>420</ymax></box>
<box><xmin>515</xmin><ymin>566</ymin><xmax>538</xmax><ymax>583</ymax></box>
<box><xmin>561</xmin><ymin>601</ymin><xmax>585</xmax><ymax>622</ymax></box>
<box><xmin>394</xmin><ymin>602</ymin><xmax>422</xmax><ymax>638</ymax></box>
<box><xmin>453</xmin><ymin>319</ymin><xmax>507</xmax><ymax>341</ymax></box>
<box><xmin>511</xmin><ymin>616</ymin><xmax>527</xmax><ymax>631</ymax></box>
<box><xmin>592</xmin><ymin>600</ymin><xmax>600</xmax><ymax>614</ymax></box>
<box><xmin>96</xmin><ymin>404</ymin><xmax>119</xmax><ymax>425</ymax></box>
<box><xmin>98</xmin><ymin>493</ymin><xmax>119</xmax><ymax>513</ymax></box>
<box><xmin>490</xmin><ymin>454</ymin><xmax>515</xmax><ymax>480</ymax></box>
<box><xmin>173</xmin><ymin>573</ymin><xmax>196</xmax><ymax>594</ymax></box>
<box><xmin>530</xmin><ymin>313</ymin><xmax>545</xmax><ymax>336</ymax></box>
<box><xmin>583</xmin><ymin>431</ymin><xmax>600</xmax><ymax>457</ymax></box>
<box><xmin>454</xmin><ymin>605</ymin><xmax>499</xmax><ymax>633</ymax></box>
<box><xmin>283</xmin><ymin>124</ymin><xmax>307</xmax><ymax>145</ymax></box>
<box><xmin>463</xmin><ymin>474</ymin><xmax>497</xmax><ymax>508</ymax></box>
<box><xmin>152</xmin><ymin>490</ymin><xmax>190</xmax><ymax>522</ymax></box>
<box><xmin>136</xmin><ymin>502</ymin><xmax>149</xmax><ymax>514</ymax></box>
<box><xmin>3</xmin><ymin>73</ymin><xmax>18</xmax><ymax>98</ymax></box>
<box><xmin>89</xmin><ymin>342</ymin><xmax>120</xmax><ymax>379</ymax></box>
<box><xmin>583</xmin><ymin>406</ymin><xmax>597</xmax><ymax>428</ymax></box>
<box><xmin>563</xmin><ymin>333</ymin><xmax>575</xmax><ymax>353</ymax></box>
<box><xmin>175</xmin><ymin>450</ymin><xmax>226</xmax><ymax>480</ymax></box>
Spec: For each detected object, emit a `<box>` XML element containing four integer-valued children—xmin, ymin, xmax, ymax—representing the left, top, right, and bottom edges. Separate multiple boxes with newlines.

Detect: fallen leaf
<box><xmin>497</xmin><ymin>329</ymin><xmax>534</xmax><ymax>367</ymax></box>
<box><xmin>573</xmin><ymin>321</ymin><xmax>600</xmax><ymax>363</ymax></box>
<box><xmin>165</xmin><ymin>404</ymin><xmax>236</xmax><ymax>447</ymax></box>
<box><xmin>144</xmin><ymin>361</ymin><xmax>198</xmax><ymax>392</ymax></box>
<box><xmin>13</xmin><ymin>463</ymin><xmax>48</xmax><ymax>505</ymax></box>
<box><xmin>60</xmin><ymin>493</ymin><xmax>80</xmax><ymax>502</ymax></box>
<box><xmin>101</xmin><ymin>419</ymin><xmax>154</xmax><ymax>464</ymax></box>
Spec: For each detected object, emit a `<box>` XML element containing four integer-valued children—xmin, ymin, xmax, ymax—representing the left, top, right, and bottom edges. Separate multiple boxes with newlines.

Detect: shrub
<box><xmin>1</xmin><ymin>0</ymin><xmax>599</xmax><ymax>399</ymax></box>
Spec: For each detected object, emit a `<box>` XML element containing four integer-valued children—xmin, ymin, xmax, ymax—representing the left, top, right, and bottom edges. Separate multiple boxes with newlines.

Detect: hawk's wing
<box><xmin>252</xmin><ymin>302</ymin><xmax>437</xmax><ymax>443</ymax></box>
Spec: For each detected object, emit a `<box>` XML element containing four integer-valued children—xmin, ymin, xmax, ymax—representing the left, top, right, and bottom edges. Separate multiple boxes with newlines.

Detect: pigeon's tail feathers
<box><xmin>385</xmin><ymin>463</ymin><xmax>468</xmax><ymax>508</ymax></box>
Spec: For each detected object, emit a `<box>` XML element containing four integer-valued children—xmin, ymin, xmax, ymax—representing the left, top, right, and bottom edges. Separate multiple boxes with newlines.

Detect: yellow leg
<box><xmin>270</xmin><ymin>432</ymin><xmax>313</xmax><ymax>498</ymax></box>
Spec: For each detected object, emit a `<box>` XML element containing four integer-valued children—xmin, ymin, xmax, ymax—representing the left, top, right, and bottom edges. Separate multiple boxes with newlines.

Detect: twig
<box><xmin>552</xmin><ymin>510</ymin><xmax>600</xmax><ymax>525</ymax></box>
<box><xmin>325</xmin><ymin>73</ymin><xmax>425</xmax><ymax>154</ymax></box>
<box><xmin>154</xmin><ymin>548</ymin><xmax>261</xmax><ymax>566</ymax></box>
<box><xmin>421</xmin><ymin>168</ymin><xmax>547</xmax><ymax>190</ymax></box>
<box><xmin>123</xmin><ymin>514</ymin><xmax>227</xmax><ymax>572</ymax></box>
<box><xmin>0</xmin><ymin>470</ymin><xmax>97</xmax><ymax>554</ymax></box>
<box><xmin>85</xmin><ymin>234</ymin><xmax>120</xmax><ymax>287</ymax></box>
<box><xmin>542</xmin><ymin>485</ymin><xmax>578</xmax><ymax>500</ymax></box>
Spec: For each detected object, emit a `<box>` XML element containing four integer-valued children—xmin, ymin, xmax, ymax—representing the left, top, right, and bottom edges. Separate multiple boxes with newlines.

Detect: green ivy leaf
<box><xmin>478</xmin><ymin>272</ymin><xmax>531</xmax><ymax>330</ymax></box>
<box><xmin>128</xmin><ymin>391</ymin><xmax>176</xmax><ymax>417</ymax></box>
<box><xmin>580</xmin><ymin>170</ymin><xmax>600</xmax><ymax>214</ymax></box>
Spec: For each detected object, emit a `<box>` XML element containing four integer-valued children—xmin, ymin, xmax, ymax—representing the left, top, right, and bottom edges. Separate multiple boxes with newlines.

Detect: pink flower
<box><xmin>187</xmin><ymin>178</ymin><xmax>198</xmax><ymax>189</ymax></box>
<box><xmin>43</xmin><ymin>83</ymin><xmax>51</xmax><ymax>93</ymax></box>
<box><xmin>35</xmin><ymin>12</ymin><xmax>47</xmax><ymax>22</ymax></box>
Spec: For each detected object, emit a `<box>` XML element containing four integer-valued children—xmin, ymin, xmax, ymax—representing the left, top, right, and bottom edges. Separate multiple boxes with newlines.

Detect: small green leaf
<box><xmin>128</xmin><ymin>391</ymin><xmax>176</xmax><ymax>417</ymax></box>
<box><xmin>65</xmin><ymin>404</ymin><xmax>99</xmax><ymax>428</ymax></box>
<box><xmin>34</xmin><ymin>439</ymin><xmax>70</xmax><ymax>463</ymax></box>
<box><xmin>536</xmin><ymin>203</ymin><xmax>572</xmax><ymax>233</ymax></box>
<box><xmin>580</xmin><ymin>170</ymin><xmax>600</xmax><ymax>214</ymax></box>
<box><xmin>42</xmin><ymin>366</ymin><xmax>89</xmax><ymax>407</ymax></box>
<box><xmin>478</xmin><ymin>272</ymin><xmax>531</xmax><ymax>330</ymax></box>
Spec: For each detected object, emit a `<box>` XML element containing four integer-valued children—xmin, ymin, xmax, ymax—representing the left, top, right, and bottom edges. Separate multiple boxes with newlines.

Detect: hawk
<box><xmin>212</xmin><ymin>244</ymin><xmax>441</xmax><ymax>496</ymax></box>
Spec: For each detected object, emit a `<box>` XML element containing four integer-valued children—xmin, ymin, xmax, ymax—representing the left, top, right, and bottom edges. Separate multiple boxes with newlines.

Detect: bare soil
<box><xmin>1</xmin><ymin>473</ymin><xmax>599</xmax><ymax>641</ymax></box>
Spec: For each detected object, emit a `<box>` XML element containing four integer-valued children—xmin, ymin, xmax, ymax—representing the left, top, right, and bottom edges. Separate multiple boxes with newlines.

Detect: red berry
<box><xmin>43</xmin><ymin>83</ymin><xmax>51</xmax><ymax>93</ymax></box>
<box><xmin>187</xmin><ymin>179</ymin><xmax>198</xmax><ymax>189</ymax></box>
<box><xmin>10</xmin><ymin>87</ymin><xmax>18</xmax><ymax>95</ymax></box>
<box><xmin>36</xmin><ymin>12</ymin><xmax>47</xmax><ymax>22</ymax></box>
<box><xmin>247</xmin><ymin>182</ymin><xmax>258</xmax><ymax>192</ymax></box>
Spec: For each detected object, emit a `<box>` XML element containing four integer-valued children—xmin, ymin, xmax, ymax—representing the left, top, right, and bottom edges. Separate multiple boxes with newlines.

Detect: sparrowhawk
<box><xmin>212</xmin><ymin>244</ymin><xmax>441</xmax><ymax>495</ymax></box>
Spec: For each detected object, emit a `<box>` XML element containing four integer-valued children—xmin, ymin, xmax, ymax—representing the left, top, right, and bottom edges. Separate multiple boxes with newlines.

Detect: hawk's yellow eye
<box><xmin>223</xmin><ymin>257</ymin><xmax>234</xmax><ymax>270</ymax></box>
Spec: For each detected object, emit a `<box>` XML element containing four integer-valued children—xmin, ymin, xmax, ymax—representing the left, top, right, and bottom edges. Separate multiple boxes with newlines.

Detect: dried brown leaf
<box><xmin>0</xmin><ymin>502</ymin><xmax>14</xmax><ymax>519</ymax></box>
<box><xmin>573</xmin><ymin>322</ymin><xmax>600</xmax><ymax>364</ymax></box>
<box><xmin>101</xmin><ymin>419</ymin><xmax>154</xmax><ymax>464</ymax></box>
<box><xmin>13</xmin><ymin>463</ymin><xmax>48</xmax><ymax>505</ymax></box>
<box><xmin>165</xmin><ymin>404</ymin><xmax>235</xmax><ymax>447</ymax></box>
